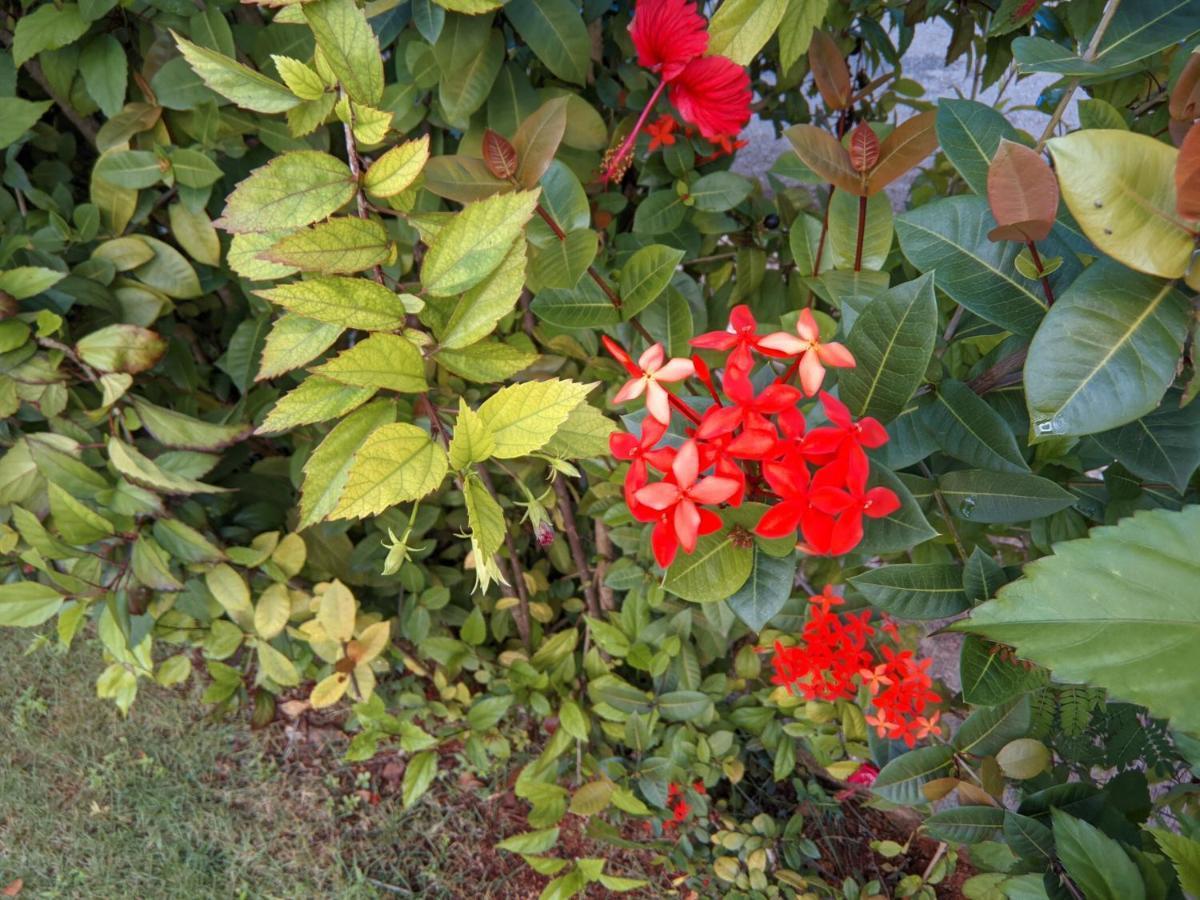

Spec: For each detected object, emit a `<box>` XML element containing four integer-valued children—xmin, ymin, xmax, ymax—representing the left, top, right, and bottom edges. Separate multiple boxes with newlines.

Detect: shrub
<box><xmin>2</xmin><ymin>0</ymin><xmax>1200</xmax><ymax>895</ymax></box>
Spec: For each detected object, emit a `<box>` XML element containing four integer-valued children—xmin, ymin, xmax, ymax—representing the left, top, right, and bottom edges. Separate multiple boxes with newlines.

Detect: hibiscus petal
<box><xmin>629</xmin><ymin>0</ymin><xmax>709</xmax><ymax>81</ymax></box>
<box><xmin>668</xmin><ymin>55</ymin><xmax>752</xmax><ymax>140</ymax></box>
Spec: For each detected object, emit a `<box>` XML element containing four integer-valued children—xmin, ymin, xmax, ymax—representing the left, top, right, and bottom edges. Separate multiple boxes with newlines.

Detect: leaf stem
<box><xmin>853</xmin><ymin>193</ymin><xmax>868</xmax><ymax>272</ymax></box>
<box><xmin>1025</xmin><ymin>240</ymin><xmax>1055</xmax><ymax>306</ymax></box>
<box><xmin>552</xmin><ymin>478</ymin><xmax>600</xmax><ymax>618</ymax></box>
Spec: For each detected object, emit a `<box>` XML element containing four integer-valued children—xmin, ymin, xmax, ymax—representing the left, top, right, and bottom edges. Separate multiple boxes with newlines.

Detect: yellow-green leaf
<box><xmin>257</xmin><ymin>641</ymin><xmax>300</xmax><ymax>686</ymax></box>
<box><xmin>464</xmin><ymin>473</ymin><xmax>505</xmax><ymax>559</ymax></box>
<box><xmin>257</xmin><ymin>314</ymin><xmax>343</xmax><ymax>382</ymax></box>
<box><xmin>255</xmin><ymin>582</ymin><xmax>292</xmax><ymax>640</ymax></box>
<box><xmin>256</xmin><ymin>377</ymin><xmax>377</xmax><ymax>434</ymax></box>
<box><xmin>206</xmin><ymin>563</ymin><xmax>254</xmax><ymax>630</ymax></box>
<box><xmin>568</xmin><ymin>780</ymin><xmax>613</xmax><ymax>817</ymax></box>
<box><xmin>216</xmin><ymin>151</ymin><xmax>356</xmax><ymax>234</ymax></box>
<box><xmin>172</xmin><ymin>31</ymin><xmax>300</xmax><ymax>113</ymax></box>
<box><xmin>402</xmin><ymin>750</ymin><xmax>438</xmax><ymax>807</ymax></box>
<box><xmin>422</xmin><ymin>189</ymin><xmax>539</xmax><ymax>296</ymax></box>
<box><xmin>707</xmin><ymin>0</ymin><xmax>790</xmax><ymax>66</ymax></box>
<box><xmin>0</xmin><ymin>582</ymin><xmax>64</xmax><ymax>628</ymax></box>
<box><xmin>476</xmin><ymin>378</ymin><xmax>593</xmax><ymax>458</ymax></box>
<box><xmin>448</xmin><ymin>399</ymin><xmax>495</xmax><ymax>469</ymax></box>
<box><xmin>318</xmin><ymin>579</ymin><xmax>357</xmax><ymax>642</ymax></box>
<box><xmin>255</xmin><ymin>276</ymin><xmax>411</xmax><ymax>330</ymax></box>
<box><xmin>310</xmin><ymin>672</ymin><xmax>351</xmax><ymax>708</ymax></box>
<box><xmin>271</xmin><ymin>55</ymin><xmax>327</xmax><ymax>101</ymax></box>
<box><xmin>76</xmin><ymin>324</ymin><xmax>166</xmax><ymax>374</ymax></box>
<box><xmin>228</xmin><ymin>232</ymin><xmax>299</xmax><ymax>281</ymax></box>
<box><xmin>542</xmin><ymin>403</ymin><xmax>614</xmax><ymax>459</ymax></box>
<box><xmin>363</xmin><ymin>135</ymin><xmax>430</xmax><ymax>197</ymax></box>
<box><xmin>48</xmin><ymin>483</ymin><xmax>114</xmax><ymax>544</ymax></box>
<box><xmin>131</xmin><ymin>396</ymin><xmax>249</xmax><ymax>451</ymax></box>
<box><xmin>168</xmin><ymin>203</ymin><xmax>221</xmax><ymax>267</ymax></box>
<box><xmin>1048</xmin><ymin>130</ymin><xmax>1192</xmax><ymax>280</ymax></box>
<box><xmin>311</xmin><ymin>333</ymin><xmax>427</xmax><ymax>393</ymax></box>
<box><xmin>299</xmin><ymin>401</ymin><xmax>396</xmax><ymax>528</ymax></box>
<box><xmin>333</xmin><ymin>423</ymin><xmax>448</xmax><ymax>519</ymax></box>
<box><xmin>107</xmin><ymin>437</ymin><xmax>230</xmax><ymax>495</ymax></box>
<box><xmin>303</xmin><ymin>0</ymin><xmax>384</xmax><ymax>105</ymax></box>
<box><xmin>261</xmin><ymin>217</ymin><xmax>391</xmax><ymax>274</ymax></box>
<box><xmin>435</xmin><ymin>237</ymin><xmax>525</xmax><ymax>349</ymax></box>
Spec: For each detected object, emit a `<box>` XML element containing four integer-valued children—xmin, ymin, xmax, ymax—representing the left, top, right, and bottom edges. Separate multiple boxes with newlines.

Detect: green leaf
<box><xmin>658</xmin><ymin>690</ymin><xmax>712</xmax><ymax>722</ymax></box>
<box><xmin>95</xmin><ymin>150</ymin><xmax>166</xmax><ymax>190</ymax></box>
<box><xmin>727</xmin><ymin>548</ymin><xmax>796</xmax><ymax>633</ymax></box>
<box><xmin>257</xmin><ymin>641</ymin><xmax>300</xmax><ymax>687</ymax></box>
<box><xmin>435</xmin><ymin>339</ymin><xmax>538</xmax><ymax>382</ymax></box>
<box><xmin>529</xmin><ymin>230</ymin><xmax>596</xmax><ymax>291</ymax></box>
<box><xmin>216</xmin><ymin>151</ymin><xmax>356</xmax><ymax>234</ymax></box>
<box><xmin>0</xmin><ymin>97</ymin><xmax>51</xmax><ymax>150</ymax></box>
<box><xmin>300</xmin><ymin>400</ymin><xmax>396</xmax><ymax>528</ymax></box>
<box><xmin>168</xmin><ymin>203</ymin><xmax>220</xmax><ymax>267</ymax></box>
<box><xmin>937</xmin><ymin>469</ymin><xmax>1075</xmax><ymax>523</ymax></box>
<box><xmin>0</xmin><ymin>266</ymin><xmax>65</xmax><ymax>299</ymax></box>
<box><xmin>959</xmin><ymin>635</ymin><xmax>1048</xmax><ymax>706</ymax></box>
<box><xmin>688</xmin><ymin>171</ymin><xmax>755</xmax><ymax>213</ymax></box>
<box><xmin>531</xmin><ymin>278</ymin><xmax>621</xmax><ymax>328</ymax></box>
<box><xmin>476</xmin><ymin>379</ymin><xmax>592</xmax><ymax>458</ymax></box>
<box><xmin>1024</xmin><ymin>260</ymin><xmax>1189</xmax><ymax>438</ymax></box>
<box><xmin>840</xmin><ymin>273</ymin><xmax>937</xmax><ymax>423</ymax></box>
<box><xmin>935</xmin><ymin>99</ymin><xmax>1020</xmax><ymax>196</ymax></box>
<box><xmin>1148</xmin><ymin>829</ymin><xmax>1200</xmax><ymax>896</ymax></box>
<box><xmin>258</xmin><ymin>315</ymin><xmax>343</xmax><ymax>382</ymax></box>
<box><xmin>262</xmin><ymin>218</ymin><xmax>391</xmax><ymax>274</ymax></box>
<box><xmin>108</xmin><ymin>438</ymin><xmax>229</xmax><ymax>495</ymax></box>
<box><xmin>1003</xmin><ymin>812</ymin><xmax>1054</xmax><ymax>861</ymax></box>
<box><xmin>467</xmin><ymin>694</ymin><xmax>513</xmax><ymax>731</ymax></box>
<box><xmin>464</xmin><ymin>473</ymin><xmax>506</xmax><ymax>559</ymax></box>
<box><xmin>504</xmin><ymin>0</ymin><xmax>590</xmax><ymax>85</ymax></box>
<box><xmin>206</xmin><ymin>563</ymin><xmax>255</xmax><ymax>630</ymax></box>
<box><xmin>129</xmin><ymin>398</ymin><xmax>247</xmax><ymax>453</ymax></box>
<box><xmin>434</xmin><ymin>17</ymin><xmax>504</xmax><ymax>127</ymax></box>
<box><xmin>303</xmin><ymin>0</ymin><xmax>384</xmax><ymax>105</ymax></box>
<box><xmin>542</xmin><ymin>403</ymin><xmax>614</xmax><ymax>459</ymax></box>
<box><xmin>619</xmin><ymin>245</ymin><xmax>683</xmax><ymax>319</ymax></box>
<box><xmin>172</xmin><ymin>32</ymin><xmax>299</xmax><ymax>114</ymax></box>
<box><xmin>778</xmin><ymin>0</ymin><xmax>827</xmax><ymax>70</ymax></box>
<box><xmin>436</xmin><ymin>238</ymin><xmax>525</xmax><ymax>349</ymax></box>
<box><xmin>78</xmin><ymin>35</ymin><xmax>127</xmax><ymax>118</ymax></box>
<box><xmin>422</xmin><ymin>190</ymin><xmax>539</xmax><ymax>296</ymax></box>
<box><xmin>333</xmin><ymin>423</ymin><xmax>448</xmax><ymax>519</ymax></box>
<box><xmin>422</xmin><ymin>155</ymin><xmax>508</xmax><ymax>203</ymax></box>
<box><xmin>363</xmin><ymin>135</ymin><xmax>430</xmax><ymax>197</ymax></box>
<box><xmin>402</xmin><ymin>750</ymin><xmax>438</xmax><ymax>808</ymax></box>
<box><xmin>448</xmin><ymin>400</ymin><xmax>495</xmax><ymax>469</ymax></box>
<box><xmin>923</xmin><ymin>806</ymin><xmax>1007</xmax><ymax>844</ymax></box>
<box><xmin>859</xmin><ymin>464</ymin><xmax>938</xmax><ymax>554</ymax></box>
<box><xmin>1078</xmin><ymin>98</ymin><xmax>1128</xmax><ymax>130</ymax></box>
<box><xmin>310</xmin><ymin>334</ymin><xmax>427</xmax><ymax>394</ymax></box>
<box><xmin>168</xmin><ymin>148</ymin><xmax>222</xmax><ymax>189</ymax></box>
<box><xmin>1094</xmin><ymin>394</ymin><xmax>1200</xmax><ymax>493</ymax></box>
<box><xmin>1048</xmin><ymin>130</ymin><xmax>1192</xmax><ymax>281</ymax></box>
<box><xmin>924</xmin><ymin>379</ymin><xmax>1029</xmax><ymax>473</ymax></box>
<box><xmin>707</xmin><ymin>0</ymin><xmax>789</xmax><ymax>66</ymax></box>
<box><xmin>632</xmin><ymin>190</ymin><xmax>687</xmax><ymax>234</ymax></box>
<box><xmin>257</xmin><ymin>377</ymin><xmax>377</xmax><ymax>434</ymax></box>
<box><xmin>13</xmin><ymin>4</ymin><xmax>88</xmax><ymax>67</ymax></box>
<box><xmin>963</xmin><ymin>547</ymin><xmax>1007</xmax><ymax>605</ymax></box>
<box><xmin>49</xmin><ymin>480</ymin><xmax>113</xmax><ymax>544</ymax></box>
<box><xmin>872</xmin><ymin>745</ymin><xmax>955</xmax><ymax>805</ymax></box>
<box><xmin>829</xmin><ymin>191</ymin><xmax>893</xmax><ymax>271</ymax></box>
<box><xmin>663</xmin><ymin>524</ymin><xmax>754</xmax><ymax>602</ymax></box>
<box><xmin>272</xmin><ymin>55</ymin><xmax>326</xmax><ymax>101</ymax></box>
<box><xmin>896</xmin><ymin>196</ymin><xmax>1053</xmax><ymax>335</ymax></box>
<box><xmin>76</xmin><ymin>324</ymin><xmax>166</xmax><ymax>374</ymax></box>
<box><xmin>957</xmin><ymin>506</ymin><xmax>1200</xmax><ymax>735</ymax></box>
<box><xmin>130</xmin><ymin>235</ymin><xmax>202</xmax><ymax>299</ymax></box>
<box><xmin>0</xmin><ymin>582</ymin><xmax>65</xmax><ymax>627</ymax></box>
<box><xmin>852</xmin><ymin>564</ymin><xmax>968</xmax><ymax>620</ymax></box>
<box><xmin>497</xmin><ymin>827</ymin><xmax>560</xmax><ymax>854</ymax></box>
<box><xmin>256</xmin><ymin>277</ymin><xmax>412</xmax><ymax>331</ymax></box>
<box><xmin>1052</xmin><ymin>810</ymin><xmax>1145</xmax><ymax>900</ymax></box>
<box><xmin>954</xmin><ymin>695</ymin><xmax>1031</xmax><ymax>757</ymax></box>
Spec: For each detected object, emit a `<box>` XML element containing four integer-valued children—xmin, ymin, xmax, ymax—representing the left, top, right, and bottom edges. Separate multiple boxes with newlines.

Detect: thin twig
<box><xmin>552</xmin><ymin>478</ymin><xmax>599</xmax><ymax>617</ymax></box>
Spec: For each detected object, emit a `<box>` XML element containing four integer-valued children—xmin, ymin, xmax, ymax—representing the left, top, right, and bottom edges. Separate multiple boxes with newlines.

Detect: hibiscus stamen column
<box><xmin>601</xmin><ymin>80</ymin><xmax>668</xmax><ymax>183</ymax></box>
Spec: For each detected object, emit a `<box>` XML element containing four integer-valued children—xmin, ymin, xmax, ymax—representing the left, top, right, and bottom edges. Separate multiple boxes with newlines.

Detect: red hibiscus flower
<box><xmin>629</xmin><ymin>0</ymin><xmax>708</xmax><ymax>81</ymax></box>
<box><xmin>668</xmin><ymin>55</ymin><xmax>753</xmax><ymax>142</ymax></box>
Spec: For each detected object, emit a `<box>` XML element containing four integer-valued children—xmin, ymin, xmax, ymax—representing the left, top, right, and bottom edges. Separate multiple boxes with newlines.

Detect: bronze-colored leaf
<box><xmin>865</xmin><ymin>110</ymin><xmax>940</xmax><ymax>196</ymax></box>
<box><xmin>513</xmin><ymin>97</ymin><xmax>567</xmax><ymax>188</ymax></box>
<box><xmin>785</xmin><ymin>124</ymin><xmax>862</xmax><ymax>195</ymax></box>
<box><xmin>1176</xmin><ymin>124</ymin><xmax>1200</xmax><ymax>220</ymax></box>
<box><xmin>986</xmin><ymin>139</ymin><xmax>1059</xmax><ymax>242</ymax></box>
<box><xmin>1169</xmin><ymin>53</ymin><xmax>1200</xmax><ymax>122</ymax></box>
<box><xmin>482</xmin><ymin>129</ymin><xmax>518</xmax><ymax>180</ymax></box>
<box><xmin>808</xmin><ymin>29</ymin><xmax>852</xmax><ymax>111</ymax></box>
<box><xmin>849</xmin><ymin>122</ymin><xmax>880</xmax><ymax>173</ymax></box>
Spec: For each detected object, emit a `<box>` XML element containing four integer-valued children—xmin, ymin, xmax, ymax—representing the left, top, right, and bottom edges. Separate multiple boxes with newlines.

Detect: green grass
<box><xmin>0</xmin><ymin>630</ymin><xmax>486</xmax><ymax>899</ymax></box>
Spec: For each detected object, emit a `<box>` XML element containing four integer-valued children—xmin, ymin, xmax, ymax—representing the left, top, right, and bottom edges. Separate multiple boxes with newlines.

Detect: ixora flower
<box><xmin>601</xmin><ymin>0</ymin><xmax>752</xmax><ymax>181</ymax></box>
<box><xmin>604</xmin><ymin>337</ymin><xmax>695</xmax><ymax>425</ymax></box>
<box><xmin>635</xmin><ymin>440</ymin><xmax>739</xmax><ymax>566</ymax></box>
<box><xmin>760</xmin><ymin>308</ymin><xmax>856</xmax><ymax>397</ymax></box>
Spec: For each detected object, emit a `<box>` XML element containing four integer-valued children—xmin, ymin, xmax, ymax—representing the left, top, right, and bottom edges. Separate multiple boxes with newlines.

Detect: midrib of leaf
<box><xmin>935</xmin><ymin>390</ymin><xmax>1024</xmax><ymax>469</ymax></box>
<box><xmin>1095</xmin><ymin>0</ymin><xmax>1193</xmax><ymax>60</ymax></box>
<box><xmin>665</xmin><ymin>535</ymin><xmax>733</xmax><ymax>582</ymax></box>
<box><xmin>1050</xmin><ymin>281</ymin><xmax>1173</xmax><ymax>419</ymax></box>
<box><xmin>855</xmin><ymin>288</ymin><xmax>922</xmax><ymax>415</ymax></box>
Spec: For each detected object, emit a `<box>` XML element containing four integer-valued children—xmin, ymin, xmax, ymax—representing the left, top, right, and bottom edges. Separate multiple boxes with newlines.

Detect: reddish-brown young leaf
<box><xmin>482</xmin><ymin>129</ymin><xmax>518</xmax><ymax>180</ymax></box>
<box><xmin>2</xmin><ymin>881</ymin><xmax>21</xmax><ymax>897</ymax></box>
<box><xmin>1169</xmin><ymin>53</ymin><xmax>1200</xmax><ymax>122</ymax></box>
<box><xmin>864</xmin><ymin>111</ymin><xmax>939</xmax><ymax>195</ymax></box>
<box><xmin>849</xmin><ymin>122</ymin><xmax>880</xmax><ymax>173</ymax></box>
<box><xmin>808</xmin><ymin>29</ymin><xmax>852</xmax><ymax>111</ymax></box>
<box><xmin>1176</xmin><ymin>124</ymin><xmax>1200</xmax><ymax>220</ymax></box>
<box><xmin>986</xmin><ymin>139</ymin><xmax>1059</xmax><ymax>242</ymax></box>
<box><xmin>784</xmin><ymin>124</ymin><xmax>862</xmax><ymax>195</ymax></box>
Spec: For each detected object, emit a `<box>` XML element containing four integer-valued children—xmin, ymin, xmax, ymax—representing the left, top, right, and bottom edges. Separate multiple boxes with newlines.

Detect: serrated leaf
<box><xmin>958</xmin><ymin>506</ymin><xmax>1200</xmax><ymax>735</ymax></box>
<box><xmin>0</xmin><ymin>266</ymin><xmax>65</xmax><ymax>300</ymax></box>
<box><xmin>303</xmin><ymin>0</ymin><xmax>384</xmax><ymax>104</ymax></box>
<box><xmin>436</xmin><ymin>238</ymin><xmax>525</xmax><ymax>349</ymax></box>
<box><xmin>216</xmin><ymin>151</ymin><xmax>356</xmax><ymax>234</ymax></box>
<box><xmin>257</xmin><ymin>377</ymin><xmax>377</xmax><ymax>434</ymax></box>
<box><xmin>333</xmin><ymin>423</ymin><xmax>448</xmax><ymax>519</ymax></box>
<box><xmin>1024</xmin><ymin>260</ymin><xmax>1189</xmax><ymax>438</ymax></box>
<box><xmin>172</xmin><ymin>31</ymin><xmax>299</xmax><ymax>113</ymax></box>
<box><xmin>0</xmin><ymin>582</ymin><xmax>64</xmax><ymax>627</ymax></box>
<box><xmin>258</xmin><ymin>314</ymin><xmax>343</xmax><ymax>382</ymax></box>
<box><xmin>256</xmin><ymin>277</ymin><xmax>411</xmax><ymax>331</ymax></box>
<box><xmin>262</xmin><ymin>218</ymin><xmax>391</xmax><ymax>274</ymax></box>
<box><xmin>131</xmin><ymin>397</ymin><xmax>249</xmax><ymax>451</ymax></box>
<box><xmin>310</xmin><ymin>333</ymin><xmax>426</xmax><ymax>394</ymax></box>
<box><xmin>435</xmin><ymin>340</ymin><xmax>538</xmax><ymax>382</ymax></box>
<box><xmin>272</xmin><ymin>55</ymin><xmax>326</xmax><ymax>100</ymax></box>
<box><xmin>1148</xmin><ymin>829</ymin><xmax>1200</xmax><ymax>896</ymax></box>
<box><xmin>422</xmin><ymin>190</ymin><xmax>539</xmax><ymax>296</ymax></box>
<box><xmin>497</xmin><ymin>828</ymin><xmax>560</xmax><ymax>854</ymax></box>
<box><xmin>464</xmin><ymin>474</ymin><xmax>506</xmax><ymax>561</ymax></box>
<box><xmin>476</xmin><ymin>379</ymin><xmax>592</xmax><ymax>458</ymax></box>
<box><xmin>448</xmin><ymin>400</ymin><xmax>495</xmax><ymax>469</ymax></box>
<box><xmin>300</xmin><ymin>400</ymin><xmax>396</xmax><ymax>528</ymax></box>
<box><xmin>363</xmin><ymin>135</ymin><xmax>430</xmax><ymax>197</ymax></box>
<box><xmin>542</xmin><ymin>403</ymin><xmax>614</xmax><ymax>459</ymax></box>
<box><xmin>840</xmin><ymin>274</ymin><xmax>937</xmax><ymax>423</ymax></box>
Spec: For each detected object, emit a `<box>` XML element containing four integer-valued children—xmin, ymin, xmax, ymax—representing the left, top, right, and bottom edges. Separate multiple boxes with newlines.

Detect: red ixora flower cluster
<box><xmin>646</xmin><ymin>113</ymin><xmax>749</xmax><ymax>160</ymax></box>
<box><xmin>771</xmin><ymin>587</ymin><xmax>942</xmax><ymax>748</ymax></box>
<box><xmin>601</xmin><ymin>0</ymin><xmax>752</xmax><ymax>180</ymax></box>
<box><xmin>604</xmin><ymin>305</ymin><xmax>899</xmax><ymax>568</ymax></box>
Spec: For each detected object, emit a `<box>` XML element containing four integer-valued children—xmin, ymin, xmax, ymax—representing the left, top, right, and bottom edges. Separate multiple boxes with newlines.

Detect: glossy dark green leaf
<box><xmin>959</xmin><ymin>635</ymin><xmax>1048</xmax><ymax>706</ymax></box>
<box><xmin>1093</xmin><ymin>394</ymin><xmax>1200</xmax><ymax>493</ymax></box>
<box><xmin>727</xmin><ymin>548</ymin><xmax>796</xmax><ymax>633</ymax></box>
<box><xmin>872</xmin><ymin>745</ymin><xmax>955</xmax><ymax>805</ymax></box>
<box><xmin>963</xmin><ymin>546</ymin><xmax>1007</xmax><ymax>604</ymax></box>
<box><xmin>503</xmin><ymin>0</ymin><xmax>591</xmax><ymax>86</ymax></box>
<box><xmin>1003</xmin><ymin>812</ymin><xmax>1054</xmax><ymax>862</ymax></box>
<box><xmin>851</xmin><ymin>563</ymin><xmax>968</xmax><ymax>620</ymax></box>
<box><xmin>619</xmin><ymin>245</ymin><xmax>684</xmax><ymax>319</ymax></box>
<box><xmin>530</xmin><ymin>278</ymin><xmax>620</xmax><ymax>328</ymax></box>
<box><xmin>954</xmin><ymin>695</ymin><xmax>1031</xmax><ymax>757</ymax></box>
<box><xmin>633</xmin><ymin>191</ymin><xmax>688</xmax><ymax>235</ymax></box>
<box><xmin>1024</xmin><ymin>260</ymin><xmax>1189</xmax><ymax>439</ymax></box>
<box><xmin>839</xmin><ymin>273</ymin><xmax>937</xmax><ymax>424</ymax></box>
<box><xmin>924</xmin><ymin>806</ymin><xmax>1006</xmax><ymax>844</ymax></box>
<box><xmin>937</xmin><ymin>469</ymin><xmax>1075</xmax><ymax>523</ymax></box>
<box><xmin>934</xmin><ymin>99</ymin><xmax>1020</xmax><ymax>197</ymax></box>
<box><xmin>1052</xmin><ymin>810</ymin><xmax>1146</xmax><ymax>900</ymax></box>
<box><xmin>688</xmin><ymin>171</ymin><xmax>754</xmax><ymax>212</ymax></box>
<box><xmin>923</xmin><ymin>379</ymin><xmax>1029</xmax><ymax>473</ymax></box>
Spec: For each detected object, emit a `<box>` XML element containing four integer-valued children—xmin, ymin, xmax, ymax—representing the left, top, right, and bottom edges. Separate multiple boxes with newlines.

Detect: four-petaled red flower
<box><xmin>646</xmin><ymin>114</ymin><xmax>679</xmax><ymax>151</ymax></box>
<box><xmin>691</xmin><ymin>305</ymin><xmax>786</xmax><ymax>378</ymax></box>
<box><xmin>606</xmin><ymin>338</ymin><xmax>695</xmax><ymax>425</ymax></box>
<box><xmin>761</xmin><ymin>308</ymin><xmax>856</xmax><ymax>397</ymax></box>
<box><xmin>808</xmin><ymin>450</ymin><xmax>901</xmax><ymax>556</ymax></box>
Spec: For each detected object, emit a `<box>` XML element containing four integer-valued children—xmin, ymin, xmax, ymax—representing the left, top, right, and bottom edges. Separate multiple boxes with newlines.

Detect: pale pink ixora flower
<box><xmin>612</xmin><ymin>343</ymin><xmax>695</xmax><ymax>424</ymax></box>
<box><xmin>759</xmin><ymin>308</ymin><xmax>856</xmax><ymax>396</ymax></box>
